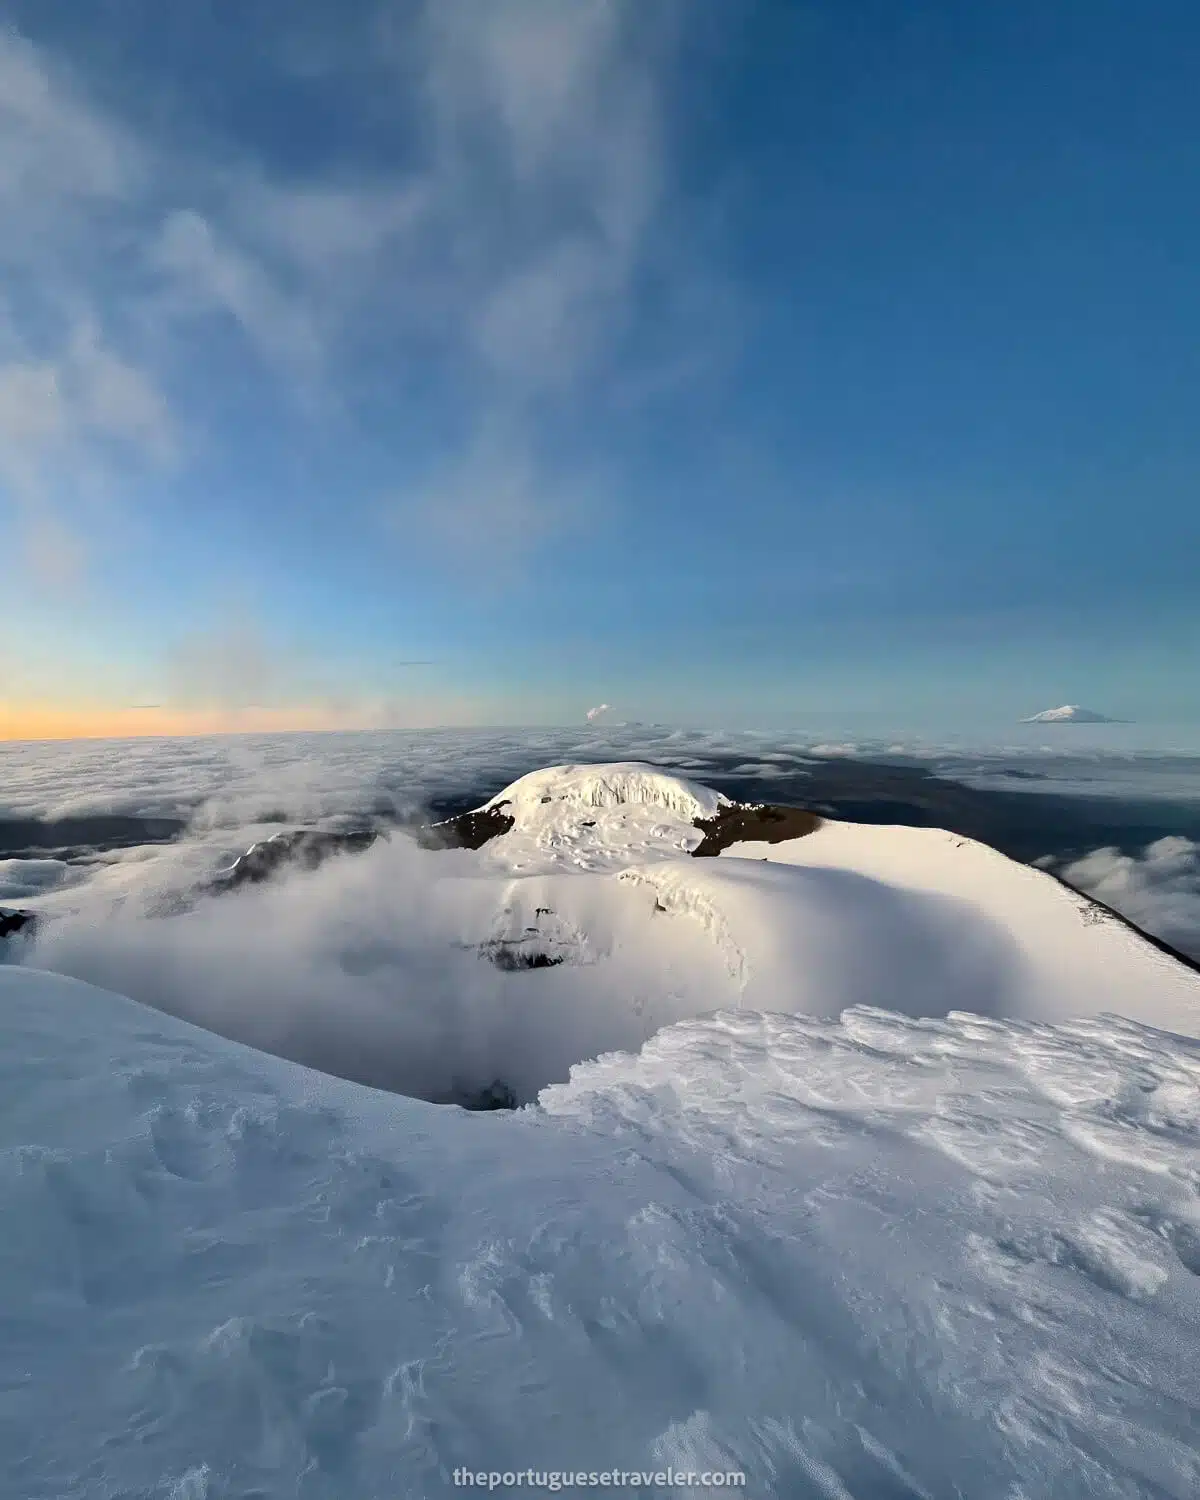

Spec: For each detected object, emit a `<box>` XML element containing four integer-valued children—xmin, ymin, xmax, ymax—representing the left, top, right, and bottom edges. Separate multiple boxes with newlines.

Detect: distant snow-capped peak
<box><xmin>1021</xmin><ymin>705</ymin><xmax>1122</xmax><ymax>723</ymax></box>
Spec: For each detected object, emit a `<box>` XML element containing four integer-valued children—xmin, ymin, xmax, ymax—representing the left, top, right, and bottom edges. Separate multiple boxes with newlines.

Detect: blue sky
<box><xmin>1</xmin><ymin>0</ymin><xmax>1197</xmax><ymax>736</ymax></box>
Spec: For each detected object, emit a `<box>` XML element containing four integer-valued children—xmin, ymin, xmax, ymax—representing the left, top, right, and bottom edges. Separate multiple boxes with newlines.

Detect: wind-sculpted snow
<box><xmin>3</xmin><ymin>966</ymin><xmax>1200</xmax><ymax>1498</ymax></box>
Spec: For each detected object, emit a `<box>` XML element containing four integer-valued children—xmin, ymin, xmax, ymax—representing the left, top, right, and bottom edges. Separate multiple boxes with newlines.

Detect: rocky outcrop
<box><xmin>455</xmin><ymin>1079</ymin><xmax>518</xmax><ymax>1111</ymax></box>
<box><xmin>206</xmin><ymin>828</ymin><xmax>382</xmax><ymax>893</ymax></box>
<box><xmin>480</xmin><ymin>939</ymin><xmax>566</xmax><ymax>971</ymax></box>
<box><xmin>200</xmin><ymin>803</ymin><xmax>520</xmax><ymax>895</ymax></box>
<box><xmin>416</xmin><ymin>803</ymin><xmax>517</xmax><ymax>851</ymax></box>
<box><xmin>417</xmin><ymin>790</ymin><xmax>823</xmax><ymax>861</ymax></box>
<box><xmin>0</xmin><ymin>907</ymin><xmax>38</xmax><ymax>942</ymax></box>
<box><xmin>692</xmin><ymin>803</ymin><xmax>824</xmax><ymax>857</ymax></box>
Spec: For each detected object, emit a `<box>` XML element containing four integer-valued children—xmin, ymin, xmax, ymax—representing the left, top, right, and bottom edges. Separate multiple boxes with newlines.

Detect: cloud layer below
<box><xmin>1057</xmin><ymin>837</ymin><xmax>1200</xmax><ymax>963</ymax></box>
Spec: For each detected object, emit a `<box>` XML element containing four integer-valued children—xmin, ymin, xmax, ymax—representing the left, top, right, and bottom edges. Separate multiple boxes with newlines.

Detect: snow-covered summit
<box><xmin>1022</xmin><ymin>704</ymin><xmax>1122</xmax><ymax>723</ymax></box>
<box><xmin>483</xmin><ymin>762</ymin><xmax>729</xmax><ymax>822</ymax></box>
<box><xmin>469</xmin><ymin>762</ymin><xmax>732</xmax><ymax>872</ymax></box>
<box><xmin>399</xmin><ymin>761</ymin><xmax>1200</xmax><ymax>1057</ymax></box>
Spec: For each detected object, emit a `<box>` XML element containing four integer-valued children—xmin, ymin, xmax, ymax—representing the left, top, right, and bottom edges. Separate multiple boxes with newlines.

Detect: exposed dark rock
<box><xmin>457</xmin><ymin>1079</ymin><xmax>519</xmax><ymax>1111</ymax></box>
<box><xmin>416</xmin><ymin>790</ymin><xmax>826</xmax><ymax>861</ymax></box>
<box><xmin>691</xmin><ymin>803</ymin><xmax>824</xmax><ymax>857</ymax></box>
<box><xmin>417</xmin><ymin>802</ymin><xmax>516</xmax><ymax>851</ymax></box>
<box><xmin>0</xmin><ymin>907</ymin><xmax>38</xmax><ymax>941</ymax></box>
<box><xmin>686</xmin><ymin>752</ymin><xmax>1200</xmax><ymax>871</ymax></box>
<box><xmin>480</xmin><ymin>940</ymin><xmax>566</xmax><ymax>972</ymax></box>
<box><xmin>207</xmin><ymin>827</ymin><xmax>382</xmax><ymax>894</ymax></box>
<box><xmin>181</xmin><ymin>800</ymin><xmax>518</xmax><ymax>899</ymax></box>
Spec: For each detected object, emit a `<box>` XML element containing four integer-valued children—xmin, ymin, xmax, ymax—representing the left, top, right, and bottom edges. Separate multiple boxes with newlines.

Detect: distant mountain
<box><xmin>1021</xmin><ymin>705</ymin><xmax>1125</xmax><ymax>724</ymax></box>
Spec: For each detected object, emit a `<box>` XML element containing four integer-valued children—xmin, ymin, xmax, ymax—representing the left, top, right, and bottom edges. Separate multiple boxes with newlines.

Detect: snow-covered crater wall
<box><xmin>11</xmin><ymin>761</ymin><xmax>1200</xmax><ymax>1110</ymax></box>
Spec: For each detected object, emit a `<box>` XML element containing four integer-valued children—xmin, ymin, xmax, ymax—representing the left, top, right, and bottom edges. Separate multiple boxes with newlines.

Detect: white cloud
<box><xmin>407</xmin><ymin>411</ymin><xmax>593</xmax><ymax>565</ymax></box>
<box><xmin>0</xmin><ymin>4</ymin><xmax>713</xmax><ymax>586</ymax></box>
<box><xmin>374</xmin><ymin>0</ymin><xmax>687</xmax><ymax>548</ymax></box>
<box><xmin>0</xmin><ymin>27</ymin><xmax>136</xmax><ymax>227</ymax></box>
<box><xmin>0</xmin><ymin>320</ymin><xmax>175</xmax><ymax>586</ymax></box>
<box><xmin>424</xmin><ymin>0</ymin><xmax>629</xmax><ymax>184</ymax></box>
<box><xmin>586</xmin><ymin>704</ymin><xmax>612</xmax><ymax>722</ymax></box>
<box><xmin>139</xmin><ymin>0</ymin><xmax>681</xmax><ymax>429</ymax></box>
<box><xmin>0</xmin><ymin>30</ymin><xmax>173</xmax><ymax>585</ymax></box>
<box><xmin>234</xmin><ymin>179</ymin><xmax>428</xmax><ymax>278</ymax></box>
<box><xmin>419</xmin><ymin>0</ymin><xmax>666</xmax><ymax>391</ymax></box>
<box><xmin>0</xmin><ymin>323</ymin><xmax>172</xmax><ymax>459</ymax></box>
<box><xmin>0</xmin><ymin>357</ymin><xmax>64</xmax><ymax>460</ymax></box>
<box><xmin>1058</xmin><ymin>837</ymin><xmax>1200</xmax><ymax>962</ymax></box>
<box><xmin>153</xmin><ymin>210</ymin><xmax>323</xmax><ymax>382</ymax></box>
<box><xmin>0</xmin><ymin>857</ymin><xmax>71</xmax><ymax>901</ymax></box>
<box><xmin>65</xmin><ymin>321</ymin><xmax>175</xmax><ymax>460</ymax></box>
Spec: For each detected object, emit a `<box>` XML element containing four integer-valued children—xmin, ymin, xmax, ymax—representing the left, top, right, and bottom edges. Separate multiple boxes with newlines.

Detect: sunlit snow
<box><xmin>3</xmin><ymin>760</ymin><xmax>1200</xmax><ymax>1496</ymax></box>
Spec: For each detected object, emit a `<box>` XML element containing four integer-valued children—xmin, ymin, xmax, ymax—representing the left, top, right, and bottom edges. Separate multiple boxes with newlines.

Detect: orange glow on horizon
<box><xmin>0</xmin><ymin>701</ymin><xmax>374</xmax><ymax>742</ymax></box>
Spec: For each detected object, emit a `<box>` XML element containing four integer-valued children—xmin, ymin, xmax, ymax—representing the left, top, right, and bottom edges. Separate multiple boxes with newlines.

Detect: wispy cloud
<box><xmin>420</xmin><ymin>0</ymin><xmax>664</xmax><ymax>383</ymax></box>
<box><xmin>0</xmin><ymin>319</ymin><xmax>175</xmax><ymax>586</ymax></box>
<box><xmin>151</xmin><ymin>1</ymin><xmax>687</xmax><ymax>423</ymax></box>
<box><xmin>387</xmin><ymin>0</ymin><xmax>682</xmax><ymax>548</ymax></box>
<box><xmin>233</xmin><ymin>177</ymin><xmax>428</xmax><ymax>281</ymax></box>
<box><xmin>0</xmin><ymin>30</ymin><xmax>172</xmax><ymax>585</ymax></box>
<box><xmin>0</xmin><ymin>27</ymin><xmax>139</xmax><ymax>240</ymax></box>
<box><xmin>1</xmin><ymin>4</ymin><xmax>720</xmax><ymax>595</ymax></box>
<box><xmin>152</xmin><ymin>210</ymin><xmax>324</xmax><ymax>384</ymax></box>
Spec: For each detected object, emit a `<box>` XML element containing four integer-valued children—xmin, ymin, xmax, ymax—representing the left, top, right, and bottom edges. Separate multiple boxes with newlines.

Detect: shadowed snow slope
<box><xmin>724</xmin><ymin>820</ymin><xmax>1200</xmax><ymax>1037</ymax></box>
<box><xmin>3</xmin><ymin>966</ymin><xmax>1200</xmax><ymax>1499</ymax></box>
